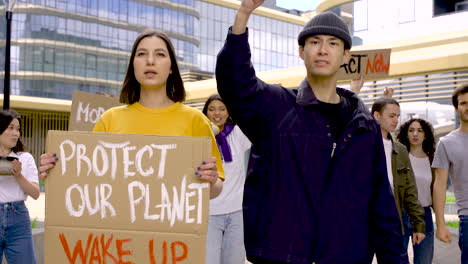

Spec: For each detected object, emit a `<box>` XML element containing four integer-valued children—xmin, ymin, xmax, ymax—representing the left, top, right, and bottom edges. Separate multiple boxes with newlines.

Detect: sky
<box><xmin>276</xmin><ymin>0</ymin><xmax>321</xmax><ymax>11</ymax></box>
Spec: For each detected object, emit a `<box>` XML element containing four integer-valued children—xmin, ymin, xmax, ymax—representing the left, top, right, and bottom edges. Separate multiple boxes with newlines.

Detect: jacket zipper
<box><xmin>331</xmin><ymin>142</ymin><xmax>337</xmax><ymax>158</ymax></box>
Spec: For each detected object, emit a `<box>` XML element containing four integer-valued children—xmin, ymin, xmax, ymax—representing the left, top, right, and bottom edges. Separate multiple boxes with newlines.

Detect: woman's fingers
<box><xmin>39</xmin><ymin>153</ymin><xmax>58</xmax><ymax>179</ymax></box>
<box><xmin>196</xmin><ymin>157</ymin><xmax>218</xmax><ymax>184</ymax></box>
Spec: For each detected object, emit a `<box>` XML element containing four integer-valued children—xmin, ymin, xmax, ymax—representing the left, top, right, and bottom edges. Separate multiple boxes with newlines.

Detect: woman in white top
<box><xmin>202</xmin><ymin>94</ymin><xmax>251</xmax><ymax>264</ymax></box>
<box><xmin>0</xmin><ymin>109</ymin><xmax>40</xmax><ymax>264</ymax></box>
<box><xmin>397</xmin><ymin>118</ymin><xmax>436</xmax><ymax>264</ymax></box>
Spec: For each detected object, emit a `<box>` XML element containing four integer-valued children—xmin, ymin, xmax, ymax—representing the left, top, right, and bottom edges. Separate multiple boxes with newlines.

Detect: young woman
<box><xmin>0</xmin><ymin>109</ymin><xmax>40</xmax><ymax>264</ymax></box>
<box><xmin>202</xmin><ymin>94</ymin><xmax>251</xmax><ymax>264</ymax></box>
<box><xmin>39</xmin><ymin>29</ymin><xmax>224</xmax><ymax>198</ymax></box>
<box><xmin>397</xmin><ymin>118</ymin><xmax>436</xmax><ymax>264</ymax></box>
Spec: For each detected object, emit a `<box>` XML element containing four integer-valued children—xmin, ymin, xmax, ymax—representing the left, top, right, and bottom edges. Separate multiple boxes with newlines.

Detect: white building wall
<box><xmin>353</xmin><ymin>0</ymin><xmax>468</xmax><ymax>45</ymax></box>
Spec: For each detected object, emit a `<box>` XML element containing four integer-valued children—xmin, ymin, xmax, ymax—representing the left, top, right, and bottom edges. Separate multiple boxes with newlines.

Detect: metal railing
<box><xmin>17</xmin><ymin>109</ymin><xmax>69</xmax><ymax>165</ymax></box>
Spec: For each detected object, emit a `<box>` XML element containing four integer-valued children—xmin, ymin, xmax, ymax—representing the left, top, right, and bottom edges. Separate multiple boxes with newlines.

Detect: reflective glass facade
<box><xmin>0</xmin><ymin>0</ymin><xmax>304</xmax><ymax>99</ymax></box>
<box><xmin>197</xmin><ymin>1</ymin><xmax>303</xmax><ymax>73</ymax></box>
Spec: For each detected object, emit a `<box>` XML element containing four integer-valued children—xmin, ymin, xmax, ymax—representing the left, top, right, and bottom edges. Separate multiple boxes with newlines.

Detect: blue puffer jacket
<box><xmin>216</xmin><ymin>28</ymin><xmax>407</xmax><ymax>264</ymax></box>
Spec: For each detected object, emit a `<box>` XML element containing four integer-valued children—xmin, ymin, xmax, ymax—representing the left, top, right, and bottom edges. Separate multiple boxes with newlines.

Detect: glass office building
<box><xmin>197</xmin><ymin>1</ymin><xmax>303</xmax><ymax>73</ymax></box>
<box><xmin>0</xmin><ymin>0</ymin><xmax>305</xmax><ymax>100</ymax></box>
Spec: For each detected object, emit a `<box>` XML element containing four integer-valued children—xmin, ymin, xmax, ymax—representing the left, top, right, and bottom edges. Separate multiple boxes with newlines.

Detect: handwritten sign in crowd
<box><xmin>337</xmin><ymin>48</ymin><xmax>391</xmax><ymax>80</ymax></box>
<box><xmin>45</xmin><ymin>131</ymin><xmax>211</xmax><ymax>263</ymax></box>
<box><xmin>69</xmin><ymin>90</ymin><xmax>120</xmax><ymax>131</ymax></box>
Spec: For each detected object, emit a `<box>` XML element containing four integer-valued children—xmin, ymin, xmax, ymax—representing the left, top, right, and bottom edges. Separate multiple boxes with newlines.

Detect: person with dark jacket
<box><xmin>215</xmin><ymin>0</ymin><xmax>407</xmax><ymax>263</ymax></box>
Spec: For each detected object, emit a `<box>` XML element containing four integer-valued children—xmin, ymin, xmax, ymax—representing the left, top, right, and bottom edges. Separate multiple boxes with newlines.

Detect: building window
<box><xmin>85</xmin><ymin>54</ymin><xmax>97</xmax><ymax>78</ymax></box>
<box><xmin>354</xmin><ymin>0</ymin><xmax>368</xmax><ymax>32</ymax></box>
<box><xmin>399</xmin><ymin>0</ymin><xmax>415</xmax><ymax>23</ymax></box>
<box><xmin>433</xmin><ymin>0</ymin><xmax>468</xmax><ymax>16</ymax></box>
<box><xmin>44</xmin><ymin>48</ymin><xmax>54</xmax><ymax>72</ymax></box>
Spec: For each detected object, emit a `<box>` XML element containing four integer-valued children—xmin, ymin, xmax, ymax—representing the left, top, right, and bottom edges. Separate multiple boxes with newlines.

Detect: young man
<box><xmin>432</xmin><ymin>83</ymin><xmax>468</xmax><ymax>264</ymax></box>
<box><xmin>215</xmin><ymin>0</ymin><xmax>407</xmax><ymax>263</ymax></box>
<box><xmin>371</xmin><ymin>98</ymin><xmax>426</xmax><ymax>245</ymax></box>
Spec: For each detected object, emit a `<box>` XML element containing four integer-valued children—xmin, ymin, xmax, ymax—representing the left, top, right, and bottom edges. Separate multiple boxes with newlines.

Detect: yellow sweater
<box><xmin>93</xmin><ymin>102</ymin><xmax>224</xmax><ymax>180</ymax></box>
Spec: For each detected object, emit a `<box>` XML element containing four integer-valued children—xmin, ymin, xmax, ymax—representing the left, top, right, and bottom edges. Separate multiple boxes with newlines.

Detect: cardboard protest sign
<box><xmin>69</xmin><ymin>90</ymin><xmax>121</xmax><ymax>131</ymax></box>
<box><xmin>337</xmin><ymin>49</ymin><xmax>391</xmax><ymax>80</ymax></box>
<box><xmin>45</xmin><ymin>131</ymin><xmax>211</xmax><ymax>264</ymax></box>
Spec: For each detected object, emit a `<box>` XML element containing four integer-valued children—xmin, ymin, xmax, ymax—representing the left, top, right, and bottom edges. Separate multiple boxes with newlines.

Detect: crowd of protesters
<box><xmin>2</xmin><ymin>0</ymin><xmax>466</xmax><ymax>263</ymax></box>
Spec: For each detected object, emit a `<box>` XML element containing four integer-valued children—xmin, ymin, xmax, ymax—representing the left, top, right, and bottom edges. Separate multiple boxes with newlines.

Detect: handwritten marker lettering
<box><xmin>59</xmin><ymin>140</ymin><xmax>176</xmax><ymax>180</ymax></box>
<box><xmin>65</xmin><ymin>183</ymin><xmax>116</xmax><ymax>218</ymax></box>
<box><xmin>127</xmin><ymin>177</ymin><xmax>209</xmax><ymax>225</ymax></box>
<box><xmin>123</xmin><ymin>145</ymin><xmax>137</xmax><ymax>178</ymax></box>
<box><xmin>340</xmin><ymin>54</ymin><xmax>368</xmax><ymax>74</ymax></box>
<box><xmin>366</xmin><ymin>53</ymin><xmax>390</xmax><ymax>74</ymax></box>
<box><xmin>92</xmin><ymin>144</ymin><xmax>109</xmax><ymax>177</ymax></box>
<box><xmin>151</xmin><ymin>144</ymin><xmax>177</xmax><ymax>179</ymax></box>
<box><xmin>339</xmin><ymin>51</ymin><xmax>390</xmax><ymax>77</ymax></box>
<box><xmin>59</xmin><ymin>233</ymin><xmax>133</xmax><ymax>264</ymax></box>
<box><xmin>135</xmin><ymin>145</ymin><xmax>154</xmax><ymax>177</ymax></box>
<box><xmin>98</xmin><ymin>141</ymin><xmax>130</xmax><ymax>180</ymax></box>
<box><xmin>148</xmin><ymin>240</ymin><xmax>188</xmax><ymax>264</ymax></box>
<box><xmin>77</xmin><ymin>102</ymin><xmax>106</xmax><ymax>124</ymax></box>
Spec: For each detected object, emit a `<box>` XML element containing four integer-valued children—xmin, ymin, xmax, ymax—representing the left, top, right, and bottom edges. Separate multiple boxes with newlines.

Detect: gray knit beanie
<box><xmin>297</xmin><ymin>11</ymin><xmax>352</xmax><ymax>50</ymax></box>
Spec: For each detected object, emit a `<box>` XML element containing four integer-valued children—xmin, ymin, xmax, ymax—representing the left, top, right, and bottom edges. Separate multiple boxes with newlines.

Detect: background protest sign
<box><xmin>45</xmin><ymin>131</ymin><xmax>211</xmax><ymax>263</ymax></box>
<box><xmin>69</xmin><ymin>90</ymin><xmax>121</xmax><ymax>131</ymax></box>
<box><xmin>337</xmin><ymin>48</ymin><xmax>391</xmax><ymax>80</ymax></box>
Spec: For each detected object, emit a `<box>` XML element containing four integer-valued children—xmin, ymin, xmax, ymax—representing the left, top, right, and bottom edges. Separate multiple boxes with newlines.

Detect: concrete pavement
<box><xmin>26</xmin><ymin>192</ymin><xmax>46</xmax><ymax>222</ymax></box>
<box><xmin>433</xmin><ymin>233</ymin><xmax>461</xmax><ymax>264</ymax></box>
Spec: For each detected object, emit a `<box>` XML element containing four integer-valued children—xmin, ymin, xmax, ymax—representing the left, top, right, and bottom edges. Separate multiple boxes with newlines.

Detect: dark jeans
<box><xmin>460</xmin><ymin>215</ymin><xmax>468</xmax><ymax>264</ymax></box>
<box><xmin>0</xmin><ymin>201</ymin><xmax>36</xmax><ymax>264</ymax></box>
<box><xmin>402</xmin><ymin>207</ymin><xmax>434</xmax><ymax>264</ymax></box>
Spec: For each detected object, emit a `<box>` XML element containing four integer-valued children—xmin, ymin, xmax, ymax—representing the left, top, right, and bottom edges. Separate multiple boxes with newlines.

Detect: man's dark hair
<box><xmin>371</xmin><ymin>97</ymin><xmax>400</xmax><ymax>115</ymax></box>
<box><xmin>452</xmin><ymin>83</ymin><xmax>468</xmax><ymax>109</ymax></box>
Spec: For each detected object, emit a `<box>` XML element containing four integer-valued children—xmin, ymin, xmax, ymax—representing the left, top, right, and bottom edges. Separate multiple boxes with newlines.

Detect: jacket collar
<box><xmin>296</xmin><ymin>79</ymin><xmax>320</xmax><ymax>106</ymax></box>
<box><xmin>386</xmin><ymin>133</ymin><xmax>400</xmax><ymax>154</ymax></box>
<box><xmin>296</xmin><ymin>78</ymin><xmax>374</xmax><ymax>124</ymax></box>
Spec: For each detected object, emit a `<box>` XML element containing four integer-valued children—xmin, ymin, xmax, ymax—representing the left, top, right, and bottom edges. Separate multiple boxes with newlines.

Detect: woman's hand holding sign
<box><xmin>196</xmin><ymin>156</ymin><xmax>222</xmax><ymax>198</ymax></box>
<box><xmin>39</xmin><ymin>152</ymin><xmax>58</xmax><ymax>180</ymax></box>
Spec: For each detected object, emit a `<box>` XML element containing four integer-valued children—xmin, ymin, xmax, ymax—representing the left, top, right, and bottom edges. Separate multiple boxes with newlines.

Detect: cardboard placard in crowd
<box><xmin>44</xmin><ymin>130</ymin><xmax>211</xmax><ymax>263</ymax></box>
<box><xmin>337</xmin><ymin>48</ymin><xmax>391</xmax><ymax>80</ymax></box>
<box><xmin>69</xmin><ymin>90</ymin><xmax>120</xmax><ymax>131</ymax></box>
